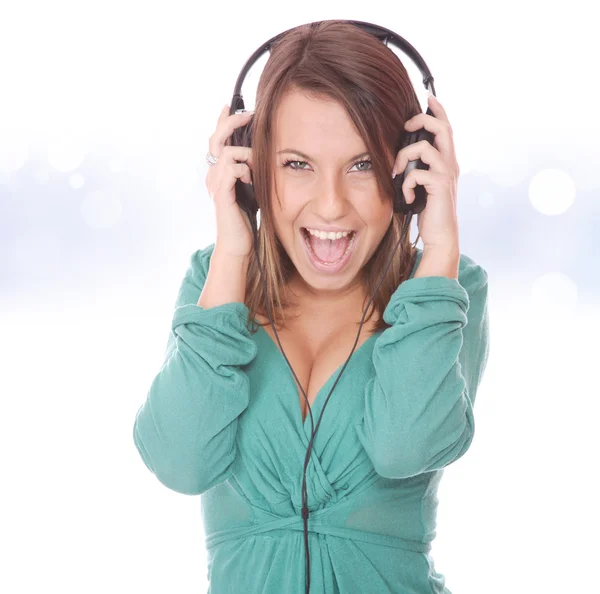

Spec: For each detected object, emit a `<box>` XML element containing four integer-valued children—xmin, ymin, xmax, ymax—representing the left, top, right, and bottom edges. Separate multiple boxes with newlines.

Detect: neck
<box><xmin>286</xmin><ymin>274</ymin><xmax>368</xmax><ymax>314</ymax></box>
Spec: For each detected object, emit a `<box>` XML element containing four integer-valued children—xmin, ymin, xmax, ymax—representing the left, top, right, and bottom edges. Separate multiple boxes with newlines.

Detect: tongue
<box><xmin>307</xmin><ymin>231</ymin><xmax>352</xmax><ymax>262</ymax></box>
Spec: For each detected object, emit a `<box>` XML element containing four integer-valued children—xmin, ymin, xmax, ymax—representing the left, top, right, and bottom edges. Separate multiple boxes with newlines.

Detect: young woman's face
<box><xmin>270</xmin><ymin>89</ymin><xmax>394</xmax><ymax>304</ymax></box>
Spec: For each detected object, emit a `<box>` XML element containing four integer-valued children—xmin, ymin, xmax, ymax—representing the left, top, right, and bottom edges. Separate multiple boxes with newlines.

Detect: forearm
<box><xmin>413</xmin><ymin>245</ymin><xmax>460</xmax><ymax>279</ymax></box>
<box><xmin>357</xmin><ymin>249</ymin><xmax>473</xmax><ymax>479</ymax></box>
<box><xmin>198</xmin><ymin>248</ymin><xmax>250</xmax><ymax>309</ymax></box>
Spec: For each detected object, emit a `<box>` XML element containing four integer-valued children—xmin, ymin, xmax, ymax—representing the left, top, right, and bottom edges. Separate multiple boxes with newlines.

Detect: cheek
<box><xmin>360</xmin><ymin>200</ymin><xmax>393</xmax><ymax>225</ymax></box>
<box><xmin>363</xmin><ymin>207</ymin><xmax>394</xmax><ymax>244</ymax></box>
<box><xmin>278</xmin><ymin>195</ymin><xmax>308</xmax><ymax>223</ymax></box>
<box><xmin>269</xmin><ymin>204</ymin><xmax>301</xmax><ymax>244</ymax></box>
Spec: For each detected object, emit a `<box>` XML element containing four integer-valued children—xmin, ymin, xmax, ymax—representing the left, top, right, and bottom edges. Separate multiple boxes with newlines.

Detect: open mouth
<box><xmin>300</xmin><ymin>227</ymin><xmax>358</xmax><ymax>266</ymax></box>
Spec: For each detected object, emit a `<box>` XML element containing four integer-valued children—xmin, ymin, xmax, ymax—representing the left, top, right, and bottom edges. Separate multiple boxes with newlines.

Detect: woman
<box><xmin>133</xmin><ymin>21</ymin><xmax>490</xmax><ymax>594</ymax></box>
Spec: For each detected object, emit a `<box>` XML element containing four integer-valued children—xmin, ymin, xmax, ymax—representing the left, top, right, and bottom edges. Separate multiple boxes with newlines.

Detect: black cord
<box><xmin>250</xmin><ymin>211</ymin><xmax>416</xmax><ymax>592</ymax></box>
<box><xmin>251</xmin><ymin>211</ymin><xmax>416</xmax><ymax>593</ymax></box>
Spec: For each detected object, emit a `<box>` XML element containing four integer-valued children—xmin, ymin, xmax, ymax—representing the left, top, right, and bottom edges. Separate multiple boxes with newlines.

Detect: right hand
<box><xmin>206</xmin><ymin>105</ymin><xmax>255</xmax><ymax>259</ymax></box>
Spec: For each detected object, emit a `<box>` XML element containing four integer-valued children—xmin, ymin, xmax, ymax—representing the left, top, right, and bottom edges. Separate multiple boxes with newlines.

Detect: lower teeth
<box><xmin>305</xmin><ymin>232</ymin><xmax>356</xmax><ymax>266</ymax></box>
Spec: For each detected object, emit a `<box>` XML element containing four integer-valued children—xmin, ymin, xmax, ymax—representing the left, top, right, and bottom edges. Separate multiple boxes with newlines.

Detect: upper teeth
<box><xmin>305</xmin><ymin>228</ymin><xmax>355</xmax><ymax>240</ymax></box>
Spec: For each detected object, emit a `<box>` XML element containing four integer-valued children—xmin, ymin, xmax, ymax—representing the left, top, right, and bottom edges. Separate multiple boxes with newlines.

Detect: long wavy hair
<box><xmin>240</xmin><ymin>20</ymin><xmax>422</xmax><ymax>335</ymax></box>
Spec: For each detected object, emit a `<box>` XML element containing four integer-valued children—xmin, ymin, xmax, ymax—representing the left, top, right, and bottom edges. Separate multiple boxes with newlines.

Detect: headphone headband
<box><xmin>230</xmin><ymin>19</ymin><xmax>436</xmax><ymax>113</ymax></box>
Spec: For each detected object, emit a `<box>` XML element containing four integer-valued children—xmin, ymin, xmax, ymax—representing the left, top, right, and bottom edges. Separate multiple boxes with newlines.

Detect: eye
<box><xmin>281</xmin><ymin>158</ymin><xmax>373</xmax><ymax>172</ymax></box>
<box><xmin>282</xmin><ymin>159</ymin><xmax>309</xmax><ymax>171</ymax></box>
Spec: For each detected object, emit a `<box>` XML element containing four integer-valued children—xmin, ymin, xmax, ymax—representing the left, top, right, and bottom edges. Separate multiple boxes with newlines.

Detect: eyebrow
<box><xmin>277</xmin><ymin>149</ymin><xmax>370</xmax><ymax>164</ymax></box>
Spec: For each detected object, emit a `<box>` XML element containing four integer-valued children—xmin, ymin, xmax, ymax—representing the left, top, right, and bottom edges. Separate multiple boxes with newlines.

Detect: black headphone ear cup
<box><xmin>231</xmin><ymin>117</ymin><xmax>259</xmax><ymax>233</ymax></box>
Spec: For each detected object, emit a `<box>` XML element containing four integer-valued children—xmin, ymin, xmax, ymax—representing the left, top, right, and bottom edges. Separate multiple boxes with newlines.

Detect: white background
<box><xmin>1</xmin><ymin>1</ymin><xmax>598</xmax><ymax>592</ymax></box>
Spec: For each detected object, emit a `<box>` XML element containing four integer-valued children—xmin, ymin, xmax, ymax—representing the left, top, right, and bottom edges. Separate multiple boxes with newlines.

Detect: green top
<box><xmin>133</xmin><ymin>242</ymin><xmax>490</xmax><ymax>594</ymax></box>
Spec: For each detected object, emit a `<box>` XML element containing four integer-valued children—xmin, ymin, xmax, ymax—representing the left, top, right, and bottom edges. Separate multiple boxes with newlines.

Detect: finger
<box><xmin>229</xmin><ymin>145</ymin><xmax>254</xmax><ymax>172</ymax></box>
<box><xmin>209</xmin><ymin>106</ymin><xmax>232</xmax><ymax>156</ymax></box>
<box><xmin>230</xmin><ymin>162</ymin><xmax>253</xmax><ymax>186</ymax></box>
<box><xmin>404</xmin><ymin>114</ymin><xmax>455</xmax><ymax>161</ymax></box>
<box><xmin>401</xmin><ymin>169</ymin><xmax>445</xmax><ymax>202</ymax></box>
<box><xmin>214</xmin><ymin>145</ymin><xmax>254</xmax><ymax>172</ymax></box>
<box><xmin>394</xmin><ymin>140</ymin><xmax>449</xmax><ymax>176</ymax></box>
<box><xmin>427</xmin><ymin>94</ymin><xmax>449</xmax><ymax>122</ymax></box>
<box><xmin>211</xmin><ymin>111</ymin><xmax>254</xmax><ymax>153</ymax></box>
<box><xmin>218</xmin><ymin>104</ymin><xmax>230</xmax><ymax>123</ymax></box>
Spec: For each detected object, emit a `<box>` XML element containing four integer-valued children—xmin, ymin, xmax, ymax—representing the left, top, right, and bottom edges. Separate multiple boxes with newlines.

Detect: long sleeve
<box><xmin>355</xmin><ymin>252</ymin><xmax>490</xmax><ymax>480</ymax></box>
<box><xmin>133</xmin><ymin>243</ymin><xmax>258</xmax><ymax>495</ymax></box>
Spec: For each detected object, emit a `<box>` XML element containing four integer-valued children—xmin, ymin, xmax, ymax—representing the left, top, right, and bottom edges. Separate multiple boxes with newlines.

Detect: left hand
<box><xmin>392</xmin><ymin>93</ymin><xmax>460</xmax><ymax>252</ymax></box>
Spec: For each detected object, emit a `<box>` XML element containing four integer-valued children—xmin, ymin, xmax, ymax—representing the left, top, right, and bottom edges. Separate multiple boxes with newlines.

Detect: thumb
<box><xmin>218</xmin><ymin>104</ymin><xmax>230</xmax><ymax>122</ymax></box>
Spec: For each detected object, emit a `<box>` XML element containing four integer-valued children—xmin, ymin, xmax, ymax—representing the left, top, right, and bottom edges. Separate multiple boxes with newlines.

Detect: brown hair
<box><xmin>242</xmin><ymin>20</ymin><xmax>422</xmax><ymax>335</ymax></box>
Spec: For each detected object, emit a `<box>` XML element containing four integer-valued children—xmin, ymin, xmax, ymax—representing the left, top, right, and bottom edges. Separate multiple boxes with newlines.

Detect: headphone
<box><xmin>226</xmin><ymin>19</ymin><xmax>436</xmax><ymax>593</ymax></box>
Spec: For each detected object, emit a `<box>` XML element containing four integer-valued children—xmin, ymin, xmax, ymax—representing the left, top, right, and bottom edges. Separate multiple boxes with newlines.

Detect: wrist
<box><xmin>414</xmin><ymin>245</ymin><xmax>460</xmax><ymax>279</ymax></box>
<box><xmin>198</xmin><ymin>248</ymin><xmax>250</xmax><ymax>309</ymax></box>
<box><xmin>213</xmin><ymin>245</ymin><xmax>251</xmax><ymax>267</ymax></box>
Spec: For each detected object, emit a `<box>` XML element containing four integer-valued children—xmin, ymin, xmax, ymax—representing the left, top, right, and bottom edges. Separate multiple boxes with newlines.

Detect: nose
<box><xmin>311</xmin><ymin>175</ymin><xmax>351</xmax><ymax>220</ymax></box>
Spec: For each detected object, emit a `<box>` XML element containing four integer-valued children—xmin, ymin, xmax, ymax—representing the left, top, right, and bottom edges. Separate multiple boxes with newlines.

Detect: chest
<box><xmin>256</xmin><ymin>314</ymin><xmax>379</xmax><ymax>423</ymax></box>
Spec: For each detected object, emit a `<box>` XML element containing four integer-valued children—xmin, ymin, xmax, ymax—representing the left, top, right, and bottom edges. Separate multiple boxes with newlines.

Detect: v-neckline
<box><xmin>256</xmin><ymin>324</ymin><xmax>381</xmax><ymax>429</ymax></box>
<box><xmin>250</xmin><ymin>247</ymin><xmax>423</xmax><ymax>430</ymax></box>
